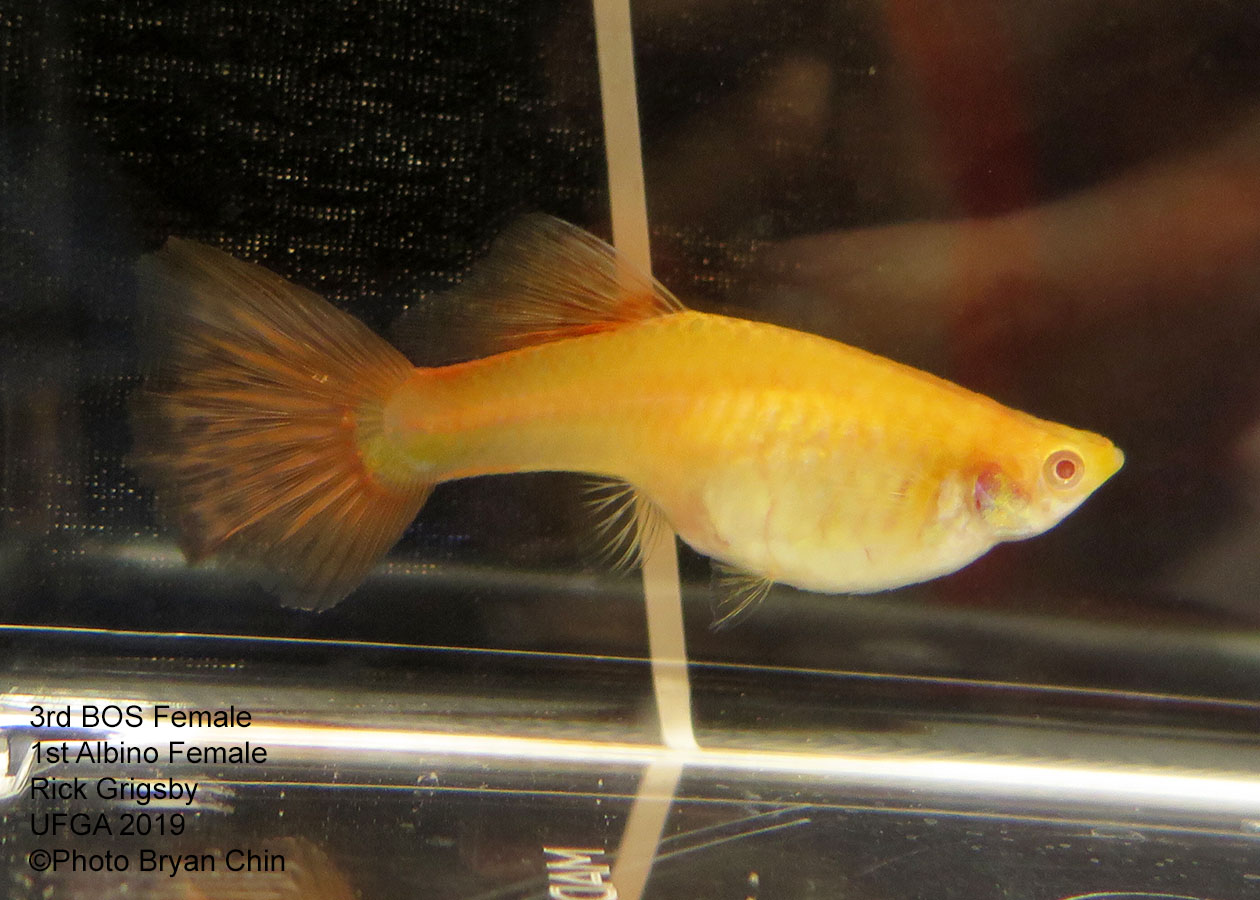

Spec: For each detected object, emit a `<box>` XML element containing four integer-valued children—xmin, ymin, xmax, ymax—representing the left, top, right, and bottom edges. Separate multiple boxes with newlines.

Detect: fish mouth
<box><xmin>1097</xmin><ymin>443</ymin><xmax>1125</xmax><ymax>486</ymax></box>
<box><xmin>1109</xmin><ymin>444</ymin><xmax>1126</xmax><ymax>476</ymax></box>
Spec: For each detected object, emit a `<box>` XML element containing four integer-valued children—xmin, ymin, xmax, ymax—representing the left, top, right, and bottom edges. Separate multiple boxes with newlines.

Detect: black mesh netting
<box><xmin>0</xmin><ymin>0</ymin><xmax>613</xmax><ymax>643</ymax></box>
<box><xmin>2</xmin><ymin>0</ymin><xmax>1260</xmax><ymax>675</ymax></box>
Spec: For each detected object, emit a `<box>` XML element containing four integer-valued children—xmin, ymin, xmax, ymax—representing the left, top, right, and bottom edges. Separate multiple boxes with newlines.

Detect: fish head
<box><xmin>972</xmin><ymin>422</ymin><xmax>1124</xmax><ymax>542</ymax></box>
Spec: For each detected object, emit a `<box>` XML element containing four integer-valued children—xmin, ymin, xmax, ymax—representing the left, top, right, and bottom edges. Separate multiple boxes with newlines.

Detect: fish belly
<box><xmin>393</xmin><ymin>312</ymin><xmax>996</xmax><ymax>590</ymax></box>
<box><xmin>685</xmin><ymin>435</ymin><xmax>992</xmax><ymax>592</ymax></box>
<box><xmin>648</xmin><ymin>377</ymin><xmax>996</xmax><ymax>593</ymax></box>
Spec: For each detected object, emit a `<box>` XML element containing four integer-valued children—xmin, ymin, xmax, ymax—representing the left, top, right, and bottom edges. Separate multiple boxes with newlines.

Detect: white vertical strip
<box><xmin>591</xmin><ymin>0</ymin><xmax>697</xmax><ymax>753</ymax></box>
<box><xmin>609</xmin><ymin>759</ymin><xmax>684</xmax><ymax>900</ymax></box>
<box><xmin>593</xmin><ymin>2</ymin><xmax>691</xmax><ymax>897</ymax></box>
<box><xmin>591</xmin><ymin>0</ymin><xmax>652</xmax><ymax>269</ymax></box>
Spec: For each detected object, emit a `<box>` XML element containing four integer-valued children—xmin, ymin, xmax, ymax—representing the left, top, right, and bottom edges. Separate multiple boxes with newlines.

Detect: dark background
<box><xmin>1</xmin><ymin>0</ymin><xmax>1259</xmax><ymax>696</ymax></box>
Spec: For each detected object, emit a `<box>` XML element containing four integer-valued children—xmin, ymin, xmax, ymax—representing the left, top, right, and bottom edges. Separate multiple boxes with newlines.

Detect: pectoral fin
<box><xmin>710</xmin><ymin>562</ymin><xmax>775</xmax><ymax>630</ymax></box>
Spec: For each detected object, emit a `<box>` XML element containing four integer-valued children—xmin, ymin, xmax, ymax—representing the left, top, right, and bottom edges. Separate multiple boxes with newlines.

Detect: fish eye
<box><xmin>1044</xmin><ymin>449</ymin><xmax>1083</xmax><ymax>489</ymax></box>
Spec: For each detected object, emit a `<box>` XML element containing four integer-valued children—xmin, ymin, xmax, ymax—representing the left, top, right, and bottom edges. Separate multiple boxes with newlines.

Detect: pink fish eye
<box><xmin>1044</xmin><ymin>450</ymin><xmax>1083</xmax><ymax>488</ymax></box>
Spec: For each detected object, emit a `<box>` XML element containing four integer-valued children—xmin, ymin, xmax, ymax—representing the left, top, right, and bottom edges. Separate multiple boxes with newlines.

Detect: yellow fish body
<box><xmin>133</xmin><ymin>216</ymin><xmax>1123</xmax><ymax>621</ymax></box>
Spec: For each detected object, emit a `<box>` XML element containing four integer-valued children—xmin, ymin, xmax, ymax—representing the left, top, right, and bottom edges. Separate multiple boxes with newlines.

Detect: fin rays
<box><xmin>710</xmin><ymin>563</ymin><xmax>775</xmax><ymax>630</ymax></box>
<box><xmin>131</xmin><ymin>238</ymin><xmax>431</xmax><ymax>610</ymax></box>
<box><xmin>391</xmin><ymin>214</ymin><xmax>685</xmax><ymax>365</ymax></box>
<box><xmin>583</xmin><ymin>478</ymin><xmax>671</xmax><ymax>572</ymax></box>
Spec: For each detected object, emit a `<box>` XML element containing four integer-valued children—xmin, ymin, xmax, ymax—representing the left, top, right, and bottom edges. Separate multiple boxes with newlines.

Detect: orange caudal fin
<box><xmin>131</xmin><ymin>238</ymin><xmax>430</xmax><ymax>610</ymax></box>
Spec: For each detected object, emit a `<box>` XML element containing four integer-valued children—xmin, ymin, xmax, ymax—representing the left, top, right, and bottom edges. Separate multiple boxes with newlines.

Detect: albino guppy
<box><xmin>132</xmin><ymin>216</ymin><xmax>1123</xmax><ymax>624</ymax></box>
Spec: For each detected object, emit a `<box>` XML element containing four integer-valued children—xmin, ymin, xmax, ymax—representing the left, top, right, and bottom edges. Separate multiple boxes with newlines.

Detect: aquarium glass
<box><xmin>2</xmin><ymin>0</ymin><xmax>1260</xmax><ymax>897</ymax></box>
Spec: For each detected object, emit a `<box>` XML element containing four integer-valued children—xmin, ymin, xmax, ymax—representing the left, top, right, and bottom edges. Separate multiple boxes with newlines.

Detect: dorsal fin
<box><xmin>391</xmin><ymin>214</ymin><xmax>686</xmax><ymax>365</ymax></box>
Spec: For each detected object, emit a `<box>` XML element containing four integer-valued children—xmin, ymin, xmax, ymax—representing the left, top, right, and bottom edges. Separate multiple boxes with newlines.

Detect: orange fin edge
<box><xmin>391</xmin><ymin>214</ymin><xmax>686</xmax><ymax>364</ymax></box>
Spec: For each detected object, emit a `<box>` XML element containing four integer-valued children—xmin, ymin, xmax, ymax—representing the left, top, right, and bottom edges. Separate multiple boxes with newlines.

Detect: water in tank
<box><xmin>2</xmin><ymin>1</ymin><xmax>1260</xmax><ymax>898</ymax></box>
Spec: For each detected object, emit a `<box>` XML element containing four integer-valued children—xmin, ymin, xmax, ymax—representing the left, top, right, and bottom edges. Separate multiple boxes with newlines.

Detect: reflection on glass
<box><xmin>2</xmin><ymin>1</ymin><xmax>1260</xmax><ymax>898</ymax></box>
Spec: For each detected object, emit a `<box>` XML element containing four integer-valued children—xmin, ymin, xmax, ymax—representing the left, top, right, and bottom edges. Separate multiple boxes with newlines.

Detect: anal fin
<box><xmin>583</xmin><ymin>478</ymin><xmax>672</xmax><ymax>572</ymax></box>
